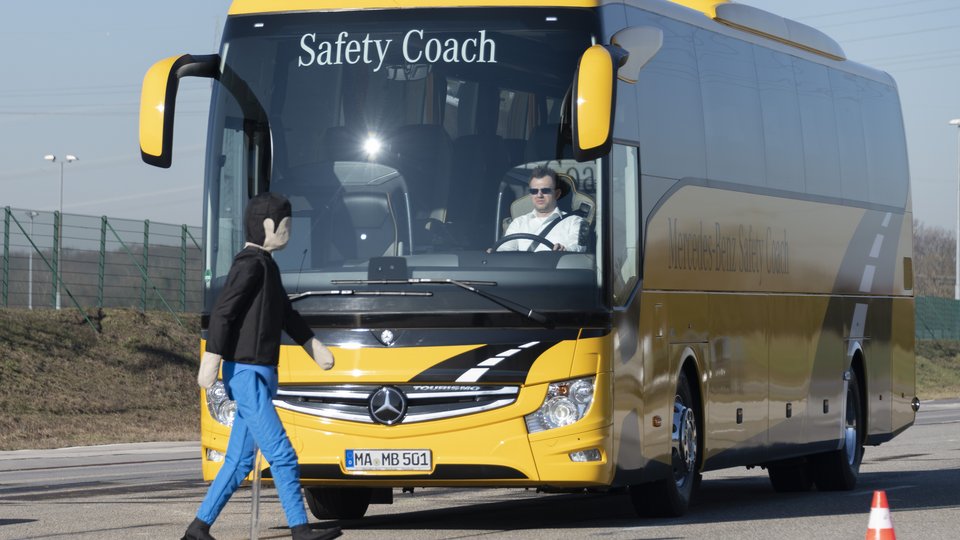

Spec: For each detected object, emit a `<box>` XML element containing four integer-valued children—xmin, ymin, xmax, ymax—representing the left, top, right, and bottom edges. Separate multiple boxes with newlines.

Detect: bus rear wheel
<box><xmin>811</xmin><ymin>374</ymin><xmax>864</xmax><ymax>491</ymax></box>
<box><xmin>629</xmin><ymin>371</ymin><xmax>700</xmax><ymax>517</ymax></box>
<box><xmin>304</xmin><ymin>486</ymin><xmax>372</xmax><ymax>520</ymax></box>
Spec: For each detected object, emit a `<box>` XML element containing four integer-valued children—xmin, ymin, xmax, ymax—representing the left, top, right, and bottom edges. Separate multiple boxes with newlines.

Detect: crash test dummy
<box><xmin>182</xmin><ymin>192</ymin><xmax>342</xmax><ymax>540</ymax></box>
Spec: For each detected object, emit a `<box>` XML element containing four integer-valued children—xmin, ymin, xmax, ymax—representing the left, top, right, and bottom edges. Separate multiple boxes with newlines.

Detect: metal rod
<box><xmin>250</xmin><ymin>445</ymin><xmax>263</xmax><ymax>540</ymax></box>
<box><xmin>98</xmin><ymin>216</ymin><xmax>106</xmax><ymax>309</ymax></box>
<box><xmin>57</xmin><ymin>162</ymin><xmax>63</xmax><ymax>310</ymax></box>
<box><xmin>141</xmin><ymin>220</ymin><xmax>150</xmax><ymax>312</ymax></box>
<box><xmin>27</xmin><ymin>211</ymin><xmax>38</xmax><ymax>309</ymax></box>
<box><xmin>52</xmin><ymin>211</ymin><xmax>59</xmax><ymax>308</ymax></box>
<box><xmin>2</xmin><ymin>207</ymin><xmax>9</xmax><ymax>307</ymax></box>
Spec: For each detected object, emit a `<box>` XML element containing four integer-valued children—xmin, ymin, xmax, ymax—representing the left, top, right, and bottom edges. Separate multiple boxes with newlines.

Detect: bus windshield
<box><xmin>204</xmin><ymin>8</ymin><xmax>604</xmax><ymax>321</ymax></box>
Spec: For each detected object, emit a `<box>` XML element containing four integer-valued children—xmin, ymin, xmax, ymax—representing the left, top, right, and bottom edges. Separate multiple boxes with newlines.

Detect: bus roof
<box><xmin>227</xmin><ymin>0</ymin><xmax>729</xmax><ymax>16</ymax></box>
<box><xmin>226</xmin><ymin>0</ymin><xmax>844</xmax><ymax>62</ymax></box>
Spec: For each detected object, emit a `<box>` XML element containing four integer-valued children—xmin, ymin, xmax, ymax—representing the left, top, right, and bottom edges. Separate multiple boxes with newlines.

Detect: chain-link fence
<box><xmin>916</xmin><ymin>296</ymin><xmax>960</xmax><ymax>341</ymax></box>
<box><xmin>1</xmin><ymin>207</ymin><xmax>202</xmax><ymax>320</ymax></box>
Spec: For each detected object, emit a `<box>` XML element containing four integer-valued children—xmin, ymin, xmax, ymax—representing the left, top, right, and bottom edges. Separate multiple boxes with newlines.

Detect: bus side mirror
<box><xmin>571</xmin><ymin>27</ymin><xmax>663</xmax><ymax>162</ymax></box>
<box><xmin>140</xmin><ymin>54</ymin><xmax>220</xmax><ymax>168</ymax></box>
<box><xmin>571</xmin><ymin>45</ymin><xmax>626</xmax><ymax>162</ymax></box>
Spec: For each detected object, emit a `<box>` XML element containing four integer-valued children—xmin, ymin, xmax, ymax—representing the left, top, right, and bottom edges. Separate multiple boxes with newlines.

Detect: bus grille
<box><xmin>273</xmin><ymin>384</ymin><xmax>520</xmax><ymax>424</ymax></box>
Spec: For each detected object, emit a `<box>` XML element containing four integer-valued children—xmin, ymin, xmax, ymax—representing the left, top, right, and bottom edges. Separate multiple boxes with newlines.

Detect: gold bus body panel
<box><xmin>637</xmin><ymin>183</ymin><xmax>915</xmax><ymax>468</ymax></box>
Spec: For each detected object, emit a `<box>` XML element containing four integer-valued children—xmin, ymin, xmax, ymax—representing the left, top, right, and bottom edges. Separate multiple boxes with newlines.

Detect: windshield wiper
<box><xmin>332</xmin><ymin>278</ymin><xmax>551</xmax><ymax>327</ymax></box>
<box><xmin>289</xmin><ymin>289</ymin><xmax>432</xmax><ymax>302</ymax></box>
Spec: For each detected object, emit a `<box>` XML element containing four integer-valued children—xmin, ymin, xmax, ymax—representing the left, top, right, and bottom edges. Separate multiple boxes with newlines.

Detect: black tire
<box><xmin>767</xmin><ymin>461</ymin><xmax>814</xmax><ymax>492</ymax></box>
<box><xmin>811</xmin><ymin>374</ymin><xmax>864</xmax><ymax>491</ymax></box>
<box><xmin>304</xmin><ymin>486</ymin><xmax>372</xmax><ymax>520</ymax></box>
<box><xmin>629</xmin><ymin>371</ymin><xmax>700</xmax><ymax>517</ymax></box>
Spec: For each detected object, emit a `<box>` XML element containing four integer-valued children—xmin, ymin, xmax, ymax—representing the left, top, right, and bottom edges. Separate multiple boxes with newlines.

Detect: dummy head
<box><xmin>244</xmin><ymin>192</ymin><xmax>292</xmax><ymax>252</ymax></box>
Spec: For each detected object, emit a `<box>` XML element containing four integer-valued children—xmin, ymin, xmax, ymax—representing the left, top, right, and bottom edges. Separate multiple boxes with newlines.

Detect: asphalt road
<box><xmin>1</xmin><ymin>400</ymin><xmax>957</xmax><ymax>540</ymax></box>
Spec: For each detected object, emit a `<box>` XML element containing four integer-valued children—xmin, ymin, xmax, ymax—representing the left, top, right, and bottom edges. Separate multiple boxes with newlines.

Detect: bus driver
<box><xmin>496</xmin><ymin>167</ymin><xmax>584</xmax><ymax>253</ymax></box>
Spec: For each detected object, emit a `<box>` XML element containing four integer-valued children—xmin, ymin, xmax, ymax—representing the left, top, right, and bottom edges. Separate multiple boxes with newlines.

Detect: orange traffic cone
<box><xmin>866</xmin><ymin>490</ymin><xmax>896</xmax><ymax>540</ymax></box>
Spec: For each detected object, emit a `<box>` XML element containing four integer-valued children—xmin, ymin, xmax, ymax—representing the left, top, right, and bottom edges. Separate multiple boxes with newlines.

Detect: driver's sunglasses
<box><xmin>528</xmin><ymin>187</ymin><xmax>554</xmax><ymax>195</ymax></box>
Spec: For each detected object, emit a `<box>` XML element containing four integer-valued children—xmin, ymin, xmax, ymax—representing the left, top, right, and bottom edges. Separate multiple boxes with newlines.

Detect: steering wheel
<box><xmin>493</xmin><ymin>233</ymin><xmax>554</xmax><ymax>252</ymax></box>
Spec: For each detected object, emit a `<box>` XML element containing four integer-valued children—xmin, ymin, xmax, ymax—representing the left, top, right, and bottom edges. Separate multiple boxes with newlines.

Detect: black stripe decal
<box><xmin>409</xmin><ymin>341</ymin><xmax>556</xmax><ymax>384</ymax></box>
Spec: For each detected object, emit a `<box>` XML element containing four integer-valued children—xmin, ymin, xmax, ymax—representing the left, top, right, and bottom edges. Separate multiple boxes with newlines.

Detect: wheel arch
<box><xmin>676</xmin><ymin>346</ymin><xmax>704</xmax><ymax>471</ymax></box>
<box><xmin>849</xmin><ymin>346</ymin><xmax>867</xmax><ymax>436</ymax></box>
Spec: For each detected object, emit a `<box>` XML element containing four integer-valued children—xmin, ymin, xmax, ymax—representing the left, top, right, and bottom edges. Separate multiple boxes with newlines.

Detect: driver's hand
<box><xmin>552</xmin><ymin>243</ymin><xmax>566</xmax><ymax>252</ymax></box>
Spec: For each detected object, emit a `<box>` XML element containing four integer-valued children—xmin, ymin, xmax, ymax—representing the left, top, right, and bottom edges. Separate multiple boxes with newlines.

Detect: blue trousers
<box><xmin>196</xmin><ymin>362</ymin><xmax>308</xmax><ymax>527</ymax></box>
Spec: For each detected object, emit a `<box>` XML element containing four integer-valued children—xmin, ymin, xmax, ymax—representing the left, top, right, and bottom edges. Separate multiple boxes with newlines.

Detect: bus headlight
<box><xmin>524</xmin><ymin>377</ymin><xmax>595</xmax><ymax>434</ymax></box>
<box><xmin>205</xmin><ymin>381</ymin><xmax>236</xmax><ymax>427</ymax></box>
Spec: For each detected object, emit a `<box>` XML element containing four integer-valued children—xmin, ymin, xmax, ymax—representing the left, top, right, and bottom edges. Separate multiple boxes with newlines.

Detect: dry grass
<box><xmin>0</xmin><ymin>308</ymin><xmax>200</xmax><ymax>450</ymax></box>
<box><xmin>916</xmin><ymin>340</ymin><xmax>960</xmax><ymax>400</ymax></box>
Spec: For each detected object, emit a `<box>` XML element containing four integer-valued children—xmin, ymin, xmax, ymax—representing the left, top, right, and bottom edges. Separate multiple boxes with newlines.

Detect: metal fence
<box><xmin>916</xmin><ymin>296</ymin><xmax>960</xmax><ymax>341</ymax></box>
<box><xmin>1</xmin><ymin>207</ymin><xmax>202</xmax><ymax>320</ymax></box>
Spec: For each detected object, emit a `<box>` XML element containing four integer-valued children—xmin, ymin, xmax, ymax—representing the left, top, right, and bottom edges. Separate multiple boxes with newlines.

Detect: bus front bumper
<box><xmin>201</xmin><ymin>419</ymin><xmax>614</xmax><ymax>488</ymax></box>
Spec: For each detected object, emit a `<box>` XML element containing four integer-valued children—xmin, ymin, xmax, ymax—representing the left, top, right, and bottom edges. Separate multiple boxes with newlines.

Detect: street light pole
<box><xmin>43</xmin><ymin>154</ymin><xmax>78</xmax><ymax>310</ymax></box>
<box><xmin>26</xmin><ymin>211</ymin><xmax>39</xmax><ymax>309</ymax></box>
<box><xmin>951</xmin><ymin>120</ymin><xmax>960</xmax><ymax>300</ymax></box>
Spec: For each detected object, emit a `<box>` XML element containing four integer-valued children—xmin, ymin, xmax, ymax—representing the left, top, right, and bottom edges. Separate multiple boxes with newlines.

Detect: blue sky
<box><xmin>1</xmin><ymin>0</ymin><xmax>957</xmax><ymax>230</ymax></box>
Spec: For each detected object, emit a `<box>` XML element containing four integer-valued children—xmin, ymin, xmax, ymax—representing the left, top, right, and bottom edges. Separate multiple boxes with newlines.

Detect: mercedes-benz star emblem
<box><xmin>368</xmin><ymin>386</ymin><xmax>407</xmax><ymax>425</ymax></box>
<box><xmin>379</xmin><ymin>329</ymin><xmax>396</xmax><ymax>346</ymax></box>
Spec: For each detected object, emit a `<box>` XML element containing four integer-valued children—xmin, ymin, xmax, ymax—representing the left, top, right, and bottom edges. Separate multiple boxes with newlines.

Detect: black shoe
<box><xmin>181</xmin><ymin>517</ymin><xmax>216</xmax><ymax>540</ymax></box>
<box><xmin>291</xmin><ymin>524</ymin><xmax>342</xmax><ymax>540</ymax></box>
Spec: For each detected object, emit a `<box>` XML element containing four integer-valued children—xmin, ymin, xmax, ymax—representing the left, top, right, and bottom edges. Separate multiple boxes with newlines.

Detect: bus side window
<box><xmin>611</xmin><ymin>144</ymin><xmax>640</xmax><ymax>306</ymax></box>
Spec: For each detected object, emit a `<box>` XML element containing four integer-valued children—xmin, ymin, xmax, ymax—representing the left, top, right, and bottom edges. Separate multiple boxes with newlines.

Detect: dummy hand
<box><xmin>197</xmin><ymin>351</ymin><xmax>222</xmax><ymax>388</ymax></box>
<box><xmin>305</xmin><ymin>337</ymin><xmax>335</xmax><ymax>370</ymax></box>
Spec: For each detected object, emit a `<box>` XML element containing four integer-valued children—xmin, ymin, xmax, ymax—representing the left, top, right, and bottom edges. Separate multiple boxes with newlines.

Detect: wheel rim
<box><xmin>671</xmin><ymin>395</ymin><xmax>697</xmax><ymax>487</ymax></box>
<box><xmin>844</xmin><ymin>384</ymin><xmax>859</xmax><ymax>465</ymax></box>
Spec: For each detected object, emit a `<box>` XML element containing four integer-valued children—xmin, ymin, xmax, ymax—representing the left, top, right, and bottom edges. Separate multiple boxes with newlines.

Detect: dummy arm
<box><xmin>197</xmin><ymin>351</ymin><xmax>222</xmax><ymax>388</ymax></box>
<box><xmin>304</xmin><ymin>337</ymin><xmax>335</xmax><ymax>370</ymax></box>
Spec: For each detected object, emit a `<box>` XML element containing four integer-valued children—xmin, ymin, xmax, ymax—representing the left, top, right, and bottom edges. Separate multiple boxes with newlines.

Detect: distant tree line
<box><xmin>914</xmin><ymin>219</ymin><xmax>956</xmax><ymax>298</ymax></box>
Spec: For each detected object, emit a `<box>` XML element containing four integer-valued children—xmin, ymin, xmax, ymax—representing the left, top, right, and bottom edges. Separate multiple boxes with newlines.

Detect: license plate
<box><xmin>345</xmin><ymin>449</ymin><xmax>432</xmax><ymax>471</ymax></box>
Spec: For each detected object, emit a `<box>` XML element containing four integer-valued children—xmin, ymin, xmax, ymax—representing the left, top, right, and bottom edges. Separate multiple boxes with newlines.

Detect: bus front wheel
<box><xmin>304</xmin><ymin>486</ymin><xmax>372</xmax><ymax>520</ymax></box>
<box><xmin>629</xmin><ymin>371</ymin><xmax>700</xmax><ymax>517</ymax></box>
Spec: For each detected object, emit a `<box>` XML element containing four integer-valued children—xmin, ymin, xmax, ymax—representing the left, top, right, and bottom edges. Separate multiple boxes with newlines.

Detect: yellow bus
<box><xmin>141</xmin><ymin>0</ymin><xmax>917</xmax><ymax>517</ymax></box>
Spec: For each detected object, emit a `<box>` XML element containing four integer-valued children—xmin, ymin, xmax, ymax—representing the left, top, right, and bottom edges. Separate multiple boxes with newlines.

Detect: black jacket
<box><xmin>205</xmin><ymin>246</ymin><xmax>313</xmax><ymax>365</ymax></box>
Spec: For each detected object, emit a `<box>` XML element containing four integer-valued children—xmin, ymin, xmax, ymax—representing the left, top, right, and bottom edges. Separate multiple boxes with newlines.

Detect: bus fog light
<box><xmin>569</xmin><ymin>449</ymin><xmax>602</xmax><ymax>462</ymax></box>
<box><xmin>206</xmin><ymin>449</ymin><xmax>226</xmax><ymax>463</ymax></box>
<box><xmin>205</xmin><ymin>381</ymin><xmax>236</xmax><ymax>427</ymax></box>
<box><xmin>525</xmin><ymin>377</ymin><xmax>595</xmax><ymax>433</ymax></box>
